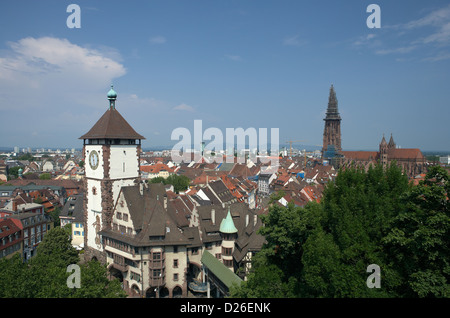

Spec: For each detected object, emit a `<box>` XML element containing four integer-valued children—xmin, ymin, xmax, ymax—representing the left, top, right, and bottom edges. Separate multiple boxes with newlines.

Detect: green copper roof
<box><xmin>201</xmin><ymin>251</ymin><xmax>242</xmax><ymax>289</ymax></box>
<box><xmin>220</xmin><ymin>208</ymin><xmax>238</xmax><ymax>234</ymax></box>
<box><xmin>107</xmin><ymin>85</ymin><xmax>117</xmax><ymax>99</ymax></box>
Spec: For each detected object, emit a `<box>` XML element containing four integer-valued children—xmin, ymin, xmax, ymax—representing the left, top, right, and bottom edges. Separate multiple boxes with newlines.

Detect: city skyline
<box><xmin>1</xmin><ymin>1</ymin><xmax>450</xmax><ymax>151</ymax></box>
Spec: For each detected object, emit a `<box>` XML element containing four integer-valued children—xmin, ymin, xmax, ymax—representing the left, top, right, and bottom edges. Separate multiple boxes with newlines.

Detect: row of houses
<box><xmin>0</xmin><ymin>156</ymin><xmax>85</xmax><ymax>182</ymax></box>
<box><xmin>59</xmin><ymin>182</ymin><xmax>264</xmax><ymax>298</ymax></box>
<box><xmin>0</xmin><ymin>201</ymin><xmax>54</xmax><ymax>261</ymax></box>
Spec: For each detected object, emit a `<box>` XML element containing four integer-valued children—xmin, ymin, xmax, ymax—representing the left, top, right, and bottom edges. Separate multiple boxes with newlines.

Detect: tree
<box><xmin>0</xmin><ymin>254</ymin><xmax>30</xmax><ymax>297</ymax></box>
<box><xmin>71</xmin><ymin>260</ymin><xmax>127</xmax><ymax>298</ymax></box>
<box><xmin>0</xmin><ymin>226</ymin><xmax>126</xmax><ymax>298</ymax></box>
<box><xmin>149</xmin><ymin>174</ymin><xmax>190</xmax><ymax>193</ymax></box>
<box><xmin>383</xmin><ymin>166</ymin><xmax>450</xmax><ymax>297</ymax></box>
<box><xmin>39</xmin><ymin>173</ymin><xmax>51</xmax><ymax>180</ymax></box>
<box><xmin>231</xmin><ymin>163</ymin><xmax>411</xmax><ymax>298</ymax></box>
<box><xmin>7</xmin><ymin>166</ymin><xmax>21</xmax><ymax>179</ymax></box>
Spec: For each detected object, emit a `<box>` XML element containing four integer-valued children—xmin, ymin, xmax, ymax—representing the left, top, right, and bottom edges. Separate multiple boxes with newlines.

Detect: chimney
<box><xmin>245</xmin><ymin>214</ymin><xmax>249</xmax><ymax>227</ymax></box>
<box><xmin>211</xmin><ymin>209</ymin><xmax>215</xmax><ymax>225</ymax></box>
<box><xmin>164</xmin><ymin>194</ymin><xmax>167</xmax><ymax>210</ymax></box>
<box><xmin>254</xmin><ymin>214</ymin><xmax>257</xmax><ymax>226</ymax></box>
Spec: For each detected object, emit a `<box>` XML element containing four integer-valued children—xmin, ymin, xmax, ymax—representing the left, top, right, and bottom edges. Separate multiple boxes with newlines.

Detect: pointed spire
<box><xmin>380</xmin><ymin>134</ymin><xmax>387</xmax><ymax>146</ymax></box>
<box><xmin>220</xmin><ymin>206</ymin><xmax>238</xmax><ymax>234</ymax></box>
<box><xmin>388</xmin><ymin>133</ymin><xmax>396</xmax><ymax>149</ymax></box>
<box><xmin>325</xmin><ymin>84</ymin><xmax>341</xmax><ymax>120</ymax></box>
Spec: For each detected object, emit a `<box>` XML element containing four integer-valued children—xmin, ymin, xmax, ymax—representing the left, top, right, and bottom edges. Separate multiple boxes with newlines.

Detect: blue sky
<box><xmin>0</xmin><ymin>0</ymin><xmax>449</xmax><ymax>151</ymax></box>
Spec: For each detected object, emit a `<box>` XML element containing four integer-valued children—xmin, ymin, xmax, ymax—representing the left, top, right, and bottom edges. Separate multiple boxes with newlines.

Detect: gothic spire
<box><xmin>325</xmin><ymin>84</ymin><xmax>341</xmax><ymax>120</ymax></box>
<box><xmin>388</xmin><ymin>133</ymin><xmax>396</xmax><ymax>149</ymax></box>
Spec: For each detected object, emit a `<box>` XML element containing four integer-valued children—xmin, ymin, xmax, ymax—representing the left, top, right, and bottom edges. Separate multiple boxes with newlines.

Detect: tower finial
<box><xmin>107</xmin><ymin>84</ymin><xmax>117</xmax><ymax>109</ymax></box>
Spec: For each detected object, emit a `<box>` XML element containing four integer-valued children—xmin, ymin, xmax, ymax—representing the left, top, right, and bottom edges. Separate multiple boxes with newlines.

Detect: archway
<box><xmin>130</xmin><ymin>284</ymin><xmax>141</xmax><ymax>297</ymax></box>
<box><xmin>173</xmin><ymin>286</ymin><xmax>183</xmax><ymax>298</ymax></box>
<box><xmin>160</xmin><ymin>287</ymin><xmax>170</xmax><ymax>298</ymax></box>
<box><xmin>108</xmin><ymin>266</ymin><xmax>124</xmax><ymax>283</ymax></box>
<box><xmin>145</xmin><ymin>287</ymin><xmax>157</xmax><ymax>298</ymax></box>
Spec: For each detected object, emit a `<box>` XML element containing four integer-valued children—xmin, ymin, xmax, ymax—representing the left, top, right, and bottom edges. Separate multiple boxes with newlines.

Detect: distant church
<box><xmin>321</xmin><ymin>85</ymin><xmax>426</xmax><ymax>177</ymax></box>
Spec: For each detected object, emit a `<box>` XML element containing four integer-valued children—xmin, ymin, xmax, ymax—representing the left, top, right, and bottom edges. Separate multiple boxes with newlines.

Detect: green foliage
<box><xmin>17</xmin><ymin>153</ymin><xmax>35</xmax><ymax>161</ymax></box>
<box><xmin>383</xmin><ymin>166</ymin><xmax>450</xmax><ymax>297</ymax></box>
<box><xmin>0</xmin><ymin>226</ymin><xmax>126</xmax><ymax>298</ymax></box>
<box><xmin>231</xmin><ymin>163</ymin><xmax>450</xmax><ymax>298</ymax></box>
<box><xmin>48</xmin><ymin>206</ymin><xmax>62</xmax><ymax>227</ymax></box>
<box><xmin>149</xmin><ymin>174</ymin><xmax>190</xmax><ymax>193</ymax></box>
<box><xmin>39</xmin><ymin>173</ymin><xmax>51</xmax><ymax>180</ymax></box>
<box><xmin>7</xmin><ymin>166</ymin><xmax>21</xmax><ymax>179</ymax></box>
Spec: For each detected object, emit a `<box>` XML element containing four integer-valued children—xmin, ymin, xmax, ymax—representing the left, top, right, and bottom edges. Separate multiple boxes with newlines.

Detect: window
<box><xmin>153</xmin><ymin>252</ymin><xmax>161</xmax><ymax>260</ymax></box>
<box><xmin>130</xmin><ymin>272</ymin><xmax>141</xmax><ymax>282</ymax></box>
<box><xmin>123</xmin><ymin>213</ymin><xmax>128</xmax><ymax>222</ymax></box>
<box><xmin>153</xmin><ymin>269</ymin><xmax>162</xmax><ymax>278</ymax></box>
<box><xmin>224</xmin><ymin>259</ymin><xmax>233</xmax><ymax>267</ymax></box>
<box><xmin>174</xmin><ymin>273</ymin><xmax>179</xmax><ymax>281</ymax></box>
<box><xmin>173</xmin><ymin>259</ymin><xmax>178</xmax><ymax>268</ymax></box>
<box><xmin>173</xmin><ymin>246</ymin><xmax>178</xmax><ymax>253</ymax></box>
<box><xmin>116</xmin><ymin>212</ymin><xmax>122</xmax><ymax>220</ymax></box>
<box><xmin>222</xmin><ymin>247</ymin><xmax>233</xmax><ymax>256</ymax></box>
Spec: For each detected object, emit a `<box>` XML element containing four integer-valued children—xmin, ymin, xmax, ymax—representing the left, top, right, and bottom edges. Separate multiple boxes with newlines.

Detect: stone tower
<box><xmin>80</xmin><ymin>85</ymin><xmax>145</xmax><ymax>263</ymax></box>
<box><xmin>322</xmin><ymin>85</ymin><xmax>342</xmax><ymax>157</ymax></box>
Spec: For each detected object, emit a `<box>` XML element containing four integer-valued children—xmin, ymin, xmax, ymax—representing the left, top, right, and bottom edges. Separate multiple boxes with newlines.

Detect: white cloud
<box><xmin>382</xmin><ymin>4</ymin><xmax>450</xmax><ymax>54</ymax></box>
<box><xmin>423</xmin><ymin>52</ymin><xmax>450</xmax><ymax>62</ymax></box>
<box><xmin>282</xmin><ymin>35</ymin><xmax>307</xmax><ymax>47</ymax></box>
<box><xmin>149</xmin><ymin>36</ymin><xmax>167</xmax><ymax>44</ymax></box>
<box><xmin>352</xmin><ymin>33</ymin><xmax>380</xmax><ymax>48</ymax></box>
<box><xmin>173</xmin><ymin>103</ymin><xmax>195</xmax><ymax>112</ymax></box>
<box><xmin>402</xmin><ymin>4</ymin><xmax>450</xmax><ymax>30</ymax></box>
<box><xmin>225</xmin><ymin>54</ymin><xmax>243</xmax><ymax>62</ymax></box>
<box><xmin>0</xmin><ymin>37</ymin><xmax>126</xmax><ymax>111</ymax></box>
<box><xmin>0</xmin><ymin>36</ymin><xmax>127</xmax><ymax>147</ymax></box>
<box><xmin>375</xmin><ymin>45</ymin><xmax>418</xmax><ymax>55</ymax></box>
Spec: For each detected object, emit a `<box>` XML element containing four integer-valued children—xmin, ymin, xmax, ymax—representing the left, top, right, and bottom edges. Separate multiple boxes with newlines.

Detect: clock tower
<box><xmin>80</xmin><ymin>85</ymin><xmax>145</xmax><ymax>262</ymax></box>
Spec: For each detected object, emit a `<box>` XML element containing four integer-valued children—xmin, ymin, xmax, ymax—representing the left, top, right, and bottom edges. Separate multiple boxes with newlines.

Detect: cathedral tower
<box><xmin>80</xmin><ymin>86</ymin><xmax>145</xmax><ymax>262</ymax></box>
<box><xmin>322</xmin><ymin>85</ymin><xmax>342</xmax><ymax>157</ymax></box>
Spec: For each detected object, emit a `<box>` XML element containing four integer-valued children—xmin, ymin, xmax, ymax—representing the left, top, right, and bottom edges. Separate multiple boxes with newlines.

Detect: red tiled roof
<box><xmin>387</xmin><ymin>148</ymin><xmax>424</xmax><ymax>160</ymax></box>
<box><xmin>342</xmin><ymin>151</ymin><xmax>378</xmax><ymax>161</ymax></box>
<box><xmin>79</xmin><ymin>108</ymin><xmax>145</xmax><ymax>140</ymax></box>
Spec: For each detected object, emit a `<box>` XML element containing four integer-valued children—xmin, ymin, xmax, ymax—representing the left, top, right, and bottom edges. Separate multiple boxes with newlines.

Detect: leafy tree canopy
<box><xmin>231</xmin><ymin>163</ymin><xmax>449</xmax><ymax>298</ymax></box>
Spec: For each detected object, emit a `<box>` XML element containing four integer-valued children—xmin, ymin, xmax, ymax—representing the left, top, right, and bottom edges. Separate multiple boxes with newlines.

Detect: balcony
<box><xmin>149</xmin><ymin>273</ymin><xmax>166</xmax><ymax>287</ymax></box>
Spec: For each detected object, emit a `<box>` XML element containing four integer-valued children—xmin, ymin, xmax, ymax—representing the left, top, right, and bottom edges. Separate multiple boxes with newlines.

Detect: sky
<box><xmin>0</xmin><ymin>0</ymin><xmax>449</xmax><ymax>152</ymax></box>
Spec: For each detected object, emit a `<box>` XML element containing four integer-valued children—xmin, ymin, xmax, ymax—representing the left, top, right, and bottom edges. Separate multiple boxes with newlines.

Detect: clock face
<box><xmin>89</xmin><ymin>150</ymin><xmax>99</xmax><ymax>170</ymax></box>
